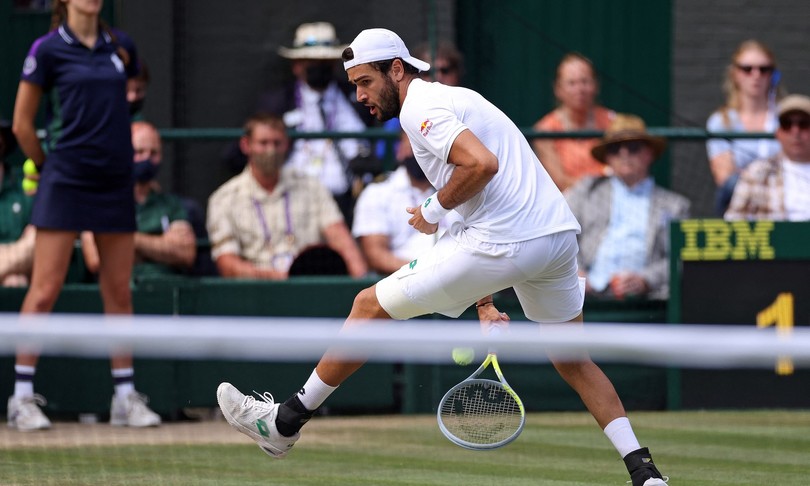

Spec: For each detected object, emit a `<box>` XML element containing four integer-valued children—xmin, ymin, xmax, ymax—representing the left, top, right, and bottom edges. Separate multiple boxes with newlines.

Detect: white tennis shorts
<box><xmin>376</xmin><ymin>229</ymin><xmax>585</xmax><ymax>323</ymax></box>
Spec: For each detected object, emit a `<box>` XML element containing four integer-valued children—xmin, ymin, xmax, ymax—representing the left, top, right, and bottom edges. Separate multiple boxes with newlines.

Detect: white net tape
<box><xmin>1</xmin><ymin>312</ymin><xmax>809</xmax><ymax>368</ymax></box>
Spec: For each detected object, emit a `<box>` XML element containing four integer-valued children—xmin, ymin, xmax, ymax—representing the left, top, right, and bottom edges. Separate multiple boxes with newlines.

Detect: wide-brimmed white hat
<box><xmin>343</xmin><ymin>28</ymin><xmax>430</xmax><ymax>72</ymax></box>
<box><xmin>278</xmin><ymin>22</ymin><xmax>346</xmax><ymax>60</ymax></box>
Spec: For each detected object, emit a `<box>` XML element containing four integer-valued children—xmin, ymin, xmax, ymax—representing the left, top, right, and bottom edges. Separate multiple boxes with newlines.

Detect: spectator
<box><xmin>8</xmin><ymin>0</ymin><xmax>160</xmax><ymax>430</ymax></box>
<box><xmin>224</xmin><ymin>22</ymin><xmax>371</xmax><ymax>222</ymax></box>
<box><xmin>725</xmin><ymin>94</ymin><xmax>810</xmax><ymax>221</ymax></box>
<box><xmin>127</xmin><ymin>57</ymin><xmax>149</xmax><ymax>120</ymax></box>
<box><xmin>0</xmin><ymin>119</ymin><xmax>35</xmax><ymax>287</ymax></box>
<box><xmin>706</xmin><ymin>39</ymin><xmax>784</xmax><ymax>216</ymax></box>
<box><xmin>353</xmin><ymin>132</ymin><xmax>461</xmax><ymax>275</ymax></box>
<box><xmin>81</xmin><ymin>121</ymin><xmax>196</xmax><ymax>279</ymax></box>
<box><xmin>413</xmin><ymin>40</ymin><xmax>465</xmax><ymax>86</ymax></box>
<box><xmin>207</xmin><ymin>113</ymin><xmax>367</xmax><ymax>280</ymax></box>
<box><xmin>566</xmin><ymin>114</ymin><xmax>690</xmax><ymax>300</ymax></box>
<box><xmin>532</xmin><ymin>52</ymin><xmax>616</xmax><ymax>192</ymax></box>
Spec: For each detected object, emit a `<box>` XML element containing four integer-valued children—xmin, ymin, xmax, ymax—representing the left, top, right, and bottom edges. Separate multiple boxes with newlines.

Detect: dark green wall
<box><xmin>457</xmin><ymin>0</ymin><xmax>672</xmax><ymax>127</ymax></box>
<box><xmin>457</xmin><ymin>1</ymin><xmax>673</xmax><ymax>184</ymax></box>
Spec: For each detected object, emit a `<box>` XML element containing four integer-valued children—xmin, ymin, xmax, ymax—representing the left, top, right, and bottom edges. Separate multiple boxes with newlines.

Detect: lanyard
<box><xmin>252</xmin><ymin>192</ymin><xmax>294</xmax><ymax>246</ymax></box>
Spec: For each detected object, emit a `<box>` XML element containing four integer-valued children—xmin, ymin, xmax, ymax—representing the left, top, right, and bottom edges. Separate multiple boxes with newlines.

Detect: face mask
<box><xmin>133</xmin><ymin>158</ymin><xmax>160</xmax><ymax>183</ymax></box>
<box><xmin>403</xmin><ymin>156</ymin><xmax>428</xmax><ymax>182</ymax></box>
<box><xmin>129</xmin><ymin>98</ymin><xmax>145</xmax><ymax>117</ymax></box>
<box><xmin>253</xmin><ymin>149</ymin><xmax>286</xmax><ymax>177</ymax></box>
<box><xmin>305</xmin><ymin>63</ymin><xmax>334</xmax><ymax>90</ymax></box>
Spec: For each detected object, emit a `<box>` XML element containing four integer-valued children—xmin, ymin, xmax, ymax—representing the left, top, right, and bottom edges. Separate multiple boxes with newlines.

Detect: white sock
<box><xmin>603</xmin><ymin>417</ymin><xmax>642</xmax><ymax>458</ymax></box>
<box><xmin>296</xmin><ymin>369</ymin><xmax>338</xmax><ymax>411</ymax></box>
<box><xmin>112</xmin><ymin>368</ymin><xmax>135</xmax><ymax>397</ymax></box>
<box><xmin>14</xmin><ymin>365</ymin><xmax>36</xmax><ymax>398</ymax></box>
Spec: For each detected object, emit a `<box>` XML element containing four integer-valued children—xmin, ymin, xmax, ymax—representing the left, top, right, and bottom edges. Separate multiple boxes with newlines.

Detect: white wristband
<box><xmin>420</xmin><ymin>192</ymin><xmax>450</xmax><ymax>224</ymax></box>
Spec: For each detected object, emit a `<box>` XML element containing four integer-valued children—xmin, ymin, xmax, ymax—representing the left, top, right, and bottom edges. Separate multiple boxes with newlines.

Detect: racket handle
<box><xmin>488</xmin><ymin>323</ymin><xmax>503</xmax><ymax>337</ymax></box>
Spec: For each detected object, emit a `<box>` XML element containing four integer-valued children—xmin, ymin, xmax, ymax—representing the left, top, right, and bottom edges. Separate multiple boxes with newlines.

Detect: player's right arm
<box><xmin>12</xmin><ymin>81</ymin><xmax>46</xmax><ymax>167</ymax></box>
<box><xmin>409</xmin><ymin>129</ymin><xmax>498</xmax><ymax>234</ymax></box>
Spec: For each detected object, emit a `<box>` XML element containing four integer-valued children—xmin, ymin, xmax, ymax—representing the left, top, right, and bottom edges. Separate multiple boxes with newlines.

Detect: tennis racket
<box><xmin>437</xmin><ymin>326</ymin><xmax>525</xmax><ymax>450</ymax></box>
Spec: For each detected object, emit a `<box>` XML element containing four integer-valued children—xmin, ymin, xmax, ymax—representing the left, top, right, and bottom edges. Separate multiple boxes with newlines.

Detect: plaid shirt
<box><xmin>725</xmin><ymin>155</ymin><xmax>787</xmax><ymax>221</ymax></box>
<box><xmin>206</xmin><ymin>166</ymin><xmax>343</xmax><ymax>268</ymax></box>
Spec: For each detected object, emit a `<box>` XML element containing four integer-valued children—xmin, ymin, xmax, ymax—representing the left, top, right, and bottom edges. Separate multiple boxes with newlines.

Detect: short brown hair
<box><xmin>243</xmin><ymin>113</ymin><xmax>287</xmax><ymax>139</ymax></box>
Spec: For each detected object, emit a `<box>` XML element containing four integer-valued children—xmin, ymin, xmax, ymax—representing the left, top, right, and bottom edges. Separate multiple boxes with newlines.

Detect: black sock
<box><xmin>275</xmin><ymin>395</ymin><xmax>314</xmax><ymax>437</ymax></box>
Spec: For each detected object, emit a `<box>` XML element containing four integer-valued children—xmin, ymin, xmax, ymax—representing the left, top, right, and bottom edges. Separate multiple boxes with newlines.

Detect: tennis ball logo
<box><xmin>452</xmin><ymin>347</ymin><xmax>475</xmax><ymax>366</ymax></box>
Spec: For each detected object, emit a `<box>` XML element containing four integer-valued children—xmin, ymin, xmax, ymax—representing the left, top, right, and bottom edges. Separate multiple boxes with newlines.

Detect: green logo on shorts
<box><xmin>424</xmin><ymin>197</ymin><xmax>431</xmax><ymax>208</ymax></box>
<box><xmin>409</xmin><ymin>259</ymin><xmax>417</xmax><ymax>269</ymax></box>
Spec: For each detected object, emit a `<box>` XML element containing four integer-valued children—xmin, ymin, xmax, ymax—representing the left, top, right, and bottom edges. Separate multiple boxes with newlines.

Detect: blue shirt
<box><xmin>21</xmin><ymin>23</ymin><xmax>139</xmax><ymax>183</ymax></box>
<box><xmin>587</xmin><ymin>176</ymin><xmax>653</xmax><ymax>291</ymax></box>
<box><xmin>706</xmin><ymin>109</ymin><xmax>780</xmax><ymax>171</ymax></box>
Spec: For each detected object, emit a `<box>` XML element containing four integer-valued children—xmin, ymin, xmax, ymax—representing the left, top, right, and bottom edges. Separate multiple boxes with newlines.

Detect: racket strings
<box><xmin>439</xmin><ymin>380</ymin><xmax>522</xmax><ymax>445</ymax></box>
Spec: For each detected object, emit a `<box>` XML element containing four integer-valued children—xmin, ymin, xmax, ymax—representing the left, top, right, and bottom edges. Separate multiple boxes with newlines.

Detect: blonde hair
<box><xmin>50</xmin><ymin>0</ymin><xmax>130</xmax><ymax>66</ymax></box>
<box><xmin>719</xmin><ymin>39</ymin><xmax>784</xmax><ymax>124</ymax></box>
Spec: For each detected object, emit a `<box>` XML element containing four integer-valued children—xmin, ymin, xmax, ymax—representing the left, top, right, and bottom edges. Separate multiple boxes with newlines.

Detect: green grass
<box><xmin>2</xmin><ymin>410</ymin><xmax>810</xmax><ymax>485</ymax></box>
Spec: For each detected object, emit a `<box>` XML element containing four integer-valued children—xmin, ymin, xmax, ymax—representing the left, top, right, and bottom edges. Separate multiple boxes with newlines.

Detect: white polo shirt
<box><xmin>352</xmin><ymin>166</ymin><xmax>461</xmax><ymax>260</ymax></box>
<box><xmin>400</xmin><ymin>79</ymin><xmax>580</xmax><ymax>244</ymax></box>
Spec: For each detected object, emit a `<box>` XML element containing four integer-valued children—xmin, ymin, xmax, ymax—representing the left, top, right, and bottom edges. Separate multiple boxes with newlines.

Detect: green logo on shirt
<box><xmin>409</xmin><ymin>259</ymin><xmax>417</xmax><ymax>269</ymax></box>
<box><xmin>424</xmin><ymin>197</ymin><xmax>432</xmax><ymax>208</ymax></box>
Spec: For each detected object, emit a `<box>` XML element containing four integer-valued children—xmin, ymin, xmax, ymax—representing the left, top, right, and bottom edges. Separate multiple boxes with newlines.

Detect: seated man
<box><xmin>353</xmin><ymin>132</ymin><xmax>461</xmax><ymax>275</ymax></box>
<box><xmin>725</xmin><ymin>94</ymin><xmax>810</xmax><ymax>221</ymax></box>
<box><xmin>0</xmin><ymin>119</ymin><xmax>34</xmax><ymax>287</ymax></box>
<box><xmin>565</xmin><ymin>114</ymin><xmax>690</xmax><ymax>300</ymax></box>
<box><xmin>82</xmin><ymin>121</ymin><xmax>196</xmax><ymax>278</ymax></box>
<box><xmin>207</xmin><ymin>113</ymin><xmax>367</xmax><ymax>279</ymax></box>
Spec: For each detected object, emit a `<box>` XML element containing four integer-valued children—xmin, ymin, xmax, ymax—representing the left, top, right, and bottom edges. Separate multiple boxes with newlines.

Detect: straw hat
<box><xmin>590</xmin><ymin>114</ymin><xmax>666</xmax><ymax>163</ymax></box>
<box><xmin>278</xmin><ymin>22</ymin><xmax>346</xmax><ymax>60</ymax></box>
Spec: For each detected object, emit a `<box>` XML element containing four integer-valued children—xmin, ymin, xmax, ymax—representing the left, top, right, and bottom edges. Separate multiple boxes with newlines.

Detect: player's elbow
<box><xmin>479</xmin><ymin>152</ymin><xmax>499</xmax><ymax>180</ymax></box>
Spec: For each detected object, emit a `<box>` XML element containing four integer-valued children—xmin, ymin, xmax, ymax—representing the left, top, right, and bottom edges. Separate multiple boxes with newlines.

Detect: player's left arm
<box><xmin>408</xmin><ymin>129</ymin><xmax>498</xmax><ymax>233</ymax></box>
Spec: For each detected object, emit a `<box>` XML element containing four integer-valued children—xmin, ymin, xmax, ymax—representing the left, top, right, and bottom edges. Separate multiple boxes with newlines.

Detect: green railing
<box><xmin>158</xmin><ymin>127</ymin><xmax>775</xmax><ymax>141</ymax></box>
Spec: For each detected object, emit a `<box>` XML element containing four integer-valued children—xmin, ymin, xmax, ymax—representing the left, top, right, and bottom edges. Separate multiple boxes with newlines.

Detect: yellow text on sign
<box><xmin>756</xmin><ymin>292</ymin><xmax>794</xmax><ymax>375</ymax></box>
<box><xmin>680</xmin><ymin>220</ymin><xmax>775</xmax><ymax>261</ymax></box>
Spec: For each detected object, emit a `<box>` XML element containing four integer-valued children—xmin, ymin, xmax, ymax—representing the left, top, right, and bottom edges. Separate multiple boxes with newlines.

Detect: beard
<box><xmin>253</xmin><ymin>149</ymin><xmax>286</xmax><ymax>177</ymax></box>
<box><xmin>376</xmin><ymin>75</ymin><xmax>401</xmax><ymax>122</ymax></box>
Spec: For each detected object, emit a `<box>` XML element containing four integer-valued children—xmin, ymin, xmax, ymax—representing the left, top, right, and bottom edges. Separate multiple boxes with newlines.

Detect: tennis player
<box><xmin>218</xmin><ymin>28</ymin><xmax>667</xmax><ymax>486</ymax></box>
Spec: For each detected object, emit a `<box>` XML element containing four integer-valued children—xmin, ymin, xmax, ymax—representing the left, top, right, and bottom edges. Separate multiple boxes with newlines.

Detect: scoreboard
<box><xmin>670</xmin><ymin>220</ymin><xmax>810</xmax><ymax>408</ymax></box>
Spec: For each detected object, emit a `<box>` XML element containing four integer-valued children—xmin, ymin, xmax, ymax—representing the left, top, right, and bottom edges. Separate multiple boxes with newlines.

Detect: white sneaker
<box><xmin>216</xmin><ymin>382</ymin><xmax>299</xmax><ymax>459</ymax></box>
<box><xmin>7</xmin><ymin>394</ymin><xmax>52</xmax><ymax>431</ymax></box>
<box><xmin>110</xmin><ymin>392</ymin><xmax>161</xmax><ymax>427</ymax></box>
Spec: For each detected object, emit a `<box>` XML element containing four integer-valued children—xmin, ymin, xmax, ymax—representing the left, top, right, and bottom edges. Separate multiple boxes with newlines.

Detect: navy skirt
<box><xmin>30</xmin><ymin>152</ymin><xmax>136</xmax><ymax>232</ymax></box>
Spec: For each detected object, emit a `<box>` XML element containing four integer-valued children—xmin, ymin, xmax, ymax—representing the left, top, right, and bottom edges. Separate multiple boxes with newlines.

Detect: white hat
<box><xmin>278</xmin><ymin>22</ymin><xmax>346</xmax><ymax>60</ymax></box>
<box><xmin>343</xmin><ymin>28</ymin><xmax>430</xmax><ymax>72</ymax></box>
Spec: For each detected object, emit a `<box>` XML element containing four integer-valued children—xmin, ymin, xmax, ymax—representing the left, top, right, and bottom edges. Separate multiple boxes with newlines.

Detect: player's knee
<box><xmin>350</xmin><ymin>286</ymin><xmax>389</xmax><ymax>319</ymax></box>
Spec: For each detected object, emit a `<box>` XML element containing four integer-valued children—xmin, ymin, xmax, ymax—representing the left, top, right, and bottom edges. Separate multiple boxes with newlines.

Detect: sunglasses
<box><xmin>779</xmin><ymin>117</ymin><xmax>810</xmax><ymax>131</ymax></box>
<box><xmin>735</xmin><ymin>64</ymin><xmax>775</xmax><ymax>75</ymax></box>
<box><xmin>605</xmin><ymin>140</ymin><xmax>647</xmax><ymax>155</ymax></box>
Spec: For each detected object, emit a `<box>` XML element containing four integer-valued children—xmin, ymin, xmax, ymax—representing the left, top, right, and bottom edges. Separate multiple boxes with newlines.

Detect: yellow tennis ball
<box><xmin>452</xmin><ymin>347</ymin><xmax>475</xmax><ymax>366</ymax></box>
<box><xmin>23</xmin><ymin>159</ymin><xmax>38</xmax><ymax>176</ymax></box>
<box><xmin>22</xmin><ymin>178</ymin><xmax>38</xmax><ymax>193</ymax></box>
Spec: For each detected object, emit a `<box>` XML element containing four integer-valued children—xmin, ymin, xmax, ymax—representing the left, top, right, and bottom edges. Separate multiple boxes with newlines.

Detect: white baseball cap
<box><xmin>343</xmin><ymin>28</ymin><xmax>430</xmax><ymax>72</ymax></box>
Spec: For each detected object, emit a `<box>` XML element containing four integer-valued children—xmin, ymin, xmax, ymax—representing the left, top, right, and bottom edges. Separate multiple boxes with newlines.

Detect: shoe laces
<box><xmin>241</xmin><ymin>391</ymin><xmax>276</xmax><ymax>414</ymax></box>
<box><xmin>127</xmin><ymin>392</ymin><xmax>154</xmax><ymax>411</ymax></box>
<box><xmin>24</xmin><ymin>394</ymin><xmax>48</xmax><ymax>407</ymax></box>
